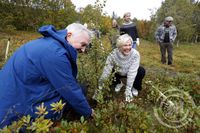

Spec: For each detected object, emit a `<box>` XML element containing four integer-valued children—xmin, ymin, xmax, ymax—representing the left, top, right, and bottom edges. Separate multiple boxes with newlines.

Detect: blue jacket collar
<box><xmin>38</xmin><ymin>25</ymin><xmax>77</xmax><ymax>63</ymax></box>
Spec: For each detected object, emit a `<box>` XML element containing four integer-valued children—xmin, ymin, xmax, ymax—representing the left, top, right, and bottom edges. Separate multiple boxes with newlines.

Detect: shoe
<box><xmin>161</xmin><ymin>60</ymin><xmax>166</xmax><ymax>64</ymax></box>
<box><xmin>168</xmin><ymin>62</ymin><xmax>172</xmax><ymax>65</ymax></box>
<box><xmin>132</xmin><ymin>87</ymin><xmax>138</xmax><ymax>96</ymax></box>
<box><xmin>115</xmin><ymin>82</ymin><xmax>124</xmax><ymax>92</ymax></box>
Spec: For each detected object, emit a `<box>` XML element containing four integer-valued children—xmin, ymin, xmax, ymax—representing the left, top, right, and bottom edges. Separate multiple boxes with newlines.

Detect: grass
<box><xmin>138</xmin><ymin>39</ymin><xmax>200</xmax><ymax>74</ymax></box>
<box><xmin>0</xmin><ymin>31</ymin><xmax>41</xmax><ymax>68</ymax></box>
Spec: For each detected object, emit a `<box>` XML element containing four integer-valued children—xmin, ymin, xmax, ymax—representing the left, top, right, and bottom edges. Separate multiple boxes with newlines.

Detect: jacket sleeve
<box><xmin>134</xmin><ymin>26</ymin><xmax>139</xmax><ymax>39</ymax></box>
<box><xmin>126</xmin><ymin>51</ymin><xmax>140</xmax><ymax>89</ymax></box>
<box><xmin>171</xmin><ymin>25</ymin><xmax>177</xmax><ymax>42</ymax></box>
<box><xmin>155</xmin><ymin>26</ymin><xmax>162</xmax><ymax>42</ymax></box>
<box><xmin>40</xmin><ymin>53</ymin><xmax>92</xmax><ymax>117</ymax></box>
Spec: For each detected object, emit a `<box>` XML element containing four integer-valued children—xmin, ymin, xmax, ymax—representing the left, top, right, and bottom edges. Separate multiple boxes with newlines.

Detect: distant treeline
<box><xmin>0</xmin><ymin>0</ymin><xmax>79</xmax><ymax>31</ymax></box>
<box><xmin>0</xmin><ymin>0</ymin><xmax>200</xmax><ymax>43</ymax></box>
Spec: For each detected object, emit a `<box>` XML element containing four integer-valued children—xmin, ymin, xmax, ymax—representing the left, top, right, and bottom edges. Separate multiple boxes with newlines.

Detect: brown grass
<box><xmin>138</xmin><ymin>40</ymin><xmax>200</xmax><ymax>74</ymax></box>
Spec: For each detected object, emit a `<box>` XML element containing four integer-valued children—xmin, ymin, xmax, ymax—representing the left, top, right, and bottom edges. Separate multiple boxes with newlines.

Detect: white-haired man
<box><xmin>0</xmin><ymin>23</ymin><xmax>95</xmax><ymax>128</ymax></box>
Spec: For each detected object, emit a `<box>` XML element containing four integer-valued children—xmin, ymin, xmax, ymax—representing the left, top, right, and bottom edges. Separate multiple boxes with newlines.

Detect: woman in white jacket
<box><xmin>96</xmin><ymin>34</ymin><xmax>145</xmax><ymax>102</ymax></box>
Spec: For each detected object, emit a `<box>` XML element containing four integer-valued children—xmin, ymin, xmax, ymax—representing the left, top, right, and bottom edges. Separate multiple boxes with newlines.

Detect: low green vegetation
<box><xmin>0</xmin><ymin>32</ymin><xmax>199</xmax><ymax>133</ymax></box>
<box><xmin>1</xmin><ymin>0</ymin><xmax>200</xmax><ymax>132</ymax></box>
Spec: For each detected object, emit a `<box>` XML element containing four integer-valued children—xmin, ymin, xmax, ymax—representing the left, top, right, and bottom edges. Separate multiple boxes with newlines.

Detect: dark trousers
<box><xmin>112</xmin><ymin>66</ymin><xmax>146</xmax><ymax>90</ymax></box>
<box><xmin>159</xmin><ymin>42</ymin><xmax>173</xmax><ymax>65</ymax></box>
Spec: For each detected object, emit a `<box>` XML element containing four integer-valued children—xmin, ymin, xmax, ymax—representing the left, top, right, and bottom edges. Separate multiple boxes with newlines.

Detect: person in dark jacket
<box><xmin>120</xmin><ymin>12</ymin><xmax>140</xmax><ymax>49</ymax></box>
<box><xmin>0</xmin><ymin>23</ymin><xmax>94</xmax><ymax>128</ymax></box>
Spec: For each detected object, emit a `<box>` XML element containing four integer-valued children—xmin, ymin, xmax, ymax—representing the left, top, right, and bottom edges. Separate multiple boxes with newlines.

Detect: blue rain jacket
<box><xmin>0</xmin><ymin>25</ymin><xmax>92</xmax><ymax>128</ymax></box>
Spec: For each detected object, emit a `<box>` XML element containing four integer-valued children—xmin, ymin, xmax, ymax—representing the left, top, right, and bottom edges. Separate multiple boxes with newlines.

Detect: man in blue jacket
<box><xmin>0</xmin><ymin>23</ymin><xmax>94</xmax><ymax>128</ymax></box>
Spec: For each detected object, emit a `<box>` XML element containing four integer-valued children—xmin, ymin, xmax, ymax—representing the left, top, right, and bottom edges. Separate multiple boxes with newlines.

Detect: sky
<box><xmin>71</xmin><ymin>0</ymin><xmax>165</xmax><ymax>20</ymax></box>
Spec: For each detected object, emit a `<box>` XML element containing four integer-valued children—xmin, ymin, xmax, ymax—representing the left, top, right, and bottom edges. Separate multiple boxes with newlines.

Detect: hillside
<box><xmin>0</xmin><ymin>32</ymin><xmax>199</xmax><ymax>132</ymax></box>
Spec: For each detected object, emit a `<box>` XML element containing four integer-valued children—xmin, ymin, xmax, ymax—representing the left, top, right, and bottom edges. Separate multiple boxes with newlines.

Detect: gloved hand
<box><xmin>136</xmin><ymin>38</ymin><xmax>140</xmax><ymax>46</ymax></box>
<box><xmin>125</xmin><ymin>88</ymin><xmax>133</xmax><ymax>102</ymax></box>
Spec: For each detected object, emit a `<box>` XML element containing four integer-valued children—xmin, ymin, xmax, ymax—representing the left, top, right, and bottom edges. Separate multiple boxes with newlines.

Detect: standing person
<box><xmin>0</xmin><ymin>23</ymin><xmax>95</xmax><ymax>128</ymax></box>
<box><xmin>155</xmin><ymin>16</ymin><xmax>177</xmax><ymax>65</ymax></box>
<box><xmin>109</xmin><ymin>19</ymin><xmax>120</xmax><ymax>49</ymax></box>
<box><xmin>120</xmin><ymin>12</ymin><xmax>140</xmax><ymax>49</ymax></box>
<box><xmin>93</xmin><ymin>34</ymin><xmax>145</xmax><ymax>102</ymax></box>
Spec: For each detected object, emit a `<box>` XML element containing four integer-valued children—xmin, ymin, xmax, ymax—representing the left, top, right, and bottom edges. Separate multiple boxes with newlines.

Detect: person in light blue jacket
<box><xmin>155</xmin><ymin>16</ymin><xmax>177</xmax><ymax>65</ymax></box>
<box><xmin>0</xmin><ymin>23</ymin><xmax>94</xmax><ymax>128</ymax></box>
